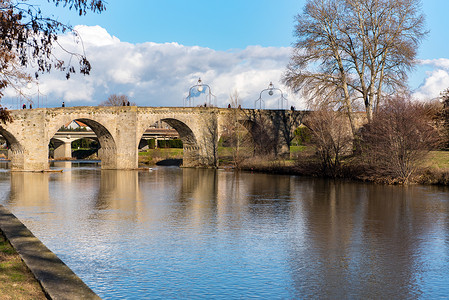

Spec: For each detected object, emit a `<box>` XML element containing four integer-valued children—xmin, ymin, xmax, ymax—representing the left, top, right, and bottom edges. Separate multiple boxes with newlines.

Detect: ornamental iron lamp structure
<box><xmin>26</xmin><ymin>82</ymin><xmax>47</xmax><ymax>108</ymax></box>
<box><xmin>184</xmin><ymin>78</ymin><xmax>216</xmax><ymax>107</ymax></box>
<box><xmin>255</xmin><ymin>82</ymin><xmax>288</xmax><ymax>110</ymax></box>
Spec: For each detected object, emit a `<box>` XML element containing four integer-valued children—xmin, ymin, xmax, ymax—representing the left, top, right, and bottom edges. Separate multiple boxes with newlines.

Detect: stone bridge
<box><xmin>0</xmin><ymin>106</ymin><xmax>305</xmax><ymax>171</ymax></box>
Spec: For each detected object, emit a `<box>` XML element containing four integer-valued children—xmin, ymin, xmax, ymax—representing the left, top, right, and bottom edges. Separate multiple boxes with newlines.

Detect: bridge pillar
<box><xmin>3</xmin><ymin>109</ymin><xmax>49</xmax><ymax>171</ymax></box>
<box><xmin>102</xmin><ymin>108</ymin><xmax>138</xmax><ymax>170</ymax></box>
<box><xmin>53</xmin><ymin>140</ymin><xmax>72</xmax><ymax>159</ymax></box>
<box><xmin>182</xmin><ymin>146</ymin><xmax>201</xmax><ymax>167</ymax></box>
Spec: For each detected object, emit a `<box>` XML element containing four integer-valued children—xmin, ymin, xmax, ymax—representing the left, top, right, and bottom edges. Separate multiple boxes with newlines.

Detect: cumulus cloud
<box><xmin>4</xmin><ymin>25</ymin><xmax>303</xmax><ymax>109</ymax></box>
<box><xmin>413</xmin><ymin>58</ymin><xmax>449</xmax><ymax>100</ymax></box>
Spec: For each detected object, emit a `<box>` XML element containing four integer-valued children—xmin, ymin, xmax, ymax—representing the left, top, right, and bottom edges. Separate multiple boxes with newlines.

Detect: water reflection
<box><xmin>96</xmin><ymin>170</ymin><xmax>142</xmax><ymax>218</ymax></box>
<box><xmin>53</xmin><ymin>161</ymin><xmax>73</xmax><ymax>182</ymax></box>
<box><xmin>287</xmin><ymin>181</ymin><xmax>449</xmax><ymax>298</ymax></box>
<box><xmin>9</xmin><ymin>172</ymin><xmax>50</xmax><ymax>206</ymax></box>
<box><xmin>0</xmin><ymin>166</ymin><xmax>448</xmax><ymax>299</ymax></box>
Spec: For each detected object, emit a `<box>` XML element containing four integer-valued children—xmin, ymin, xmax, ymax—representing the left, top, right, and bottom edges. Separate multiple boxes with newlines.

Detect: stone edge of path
<box><xmin>0</xmin><ymin>205</ymin><xmax>101</xmax><ymax>300</ymax></box>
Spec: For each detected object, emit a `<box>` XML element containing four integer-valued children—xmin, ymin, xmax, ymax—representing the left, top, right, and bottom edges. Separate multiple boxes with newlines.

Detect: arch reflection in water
<box><xmin>9</xmin><ymin>172</ymin><xmax>50</xmax><ymax>207</ymax></box>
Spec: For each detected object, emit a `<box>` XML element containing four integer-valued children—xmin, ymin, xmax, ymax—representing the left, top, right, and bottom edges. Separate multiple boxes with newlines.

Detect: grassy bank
<box><xmin>240</xmin><ymin>150</ymin><xmax>449</xmax><ymax>185</ymax></box>
<box><xmin>138</xmin><ymin>148</ymin><xmax>183</xmax><ymax>165</ymax></box>
<box><xmin>0</xmin><ymin>232</ymin><xmax>47</xmax><ymax>299</ymax></box>
<box><xmin>137</xmin><ymin>147</ymin><xmax>449</xmax><ymax>185</ymax></box>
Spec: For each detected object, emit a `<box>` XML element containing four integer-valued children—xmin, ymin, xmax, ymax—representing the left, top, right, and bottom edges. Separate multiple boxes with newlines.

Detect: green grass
<box><xmin>139</xmin><ymin>148</ymin><xmax>183</xmax><ymax>157</ymax></box>
<box><xmin>290</xmin><ymin>145</ymin><xmax>308</xmax><ymax>153</ymax></box>
<box><xmin>138</xmin><ymin>148</ymin><xmax>183</xmax><ymax>164</ymax></box>
<box><xmin>0</xmin><ymin>234</ymin><xmax>47</xmax><ymax>299</ymax></box>
<box><xmin>424</xmin><ymin>151</ymin><xmax>449</xmax><ymax>169</ymax></box>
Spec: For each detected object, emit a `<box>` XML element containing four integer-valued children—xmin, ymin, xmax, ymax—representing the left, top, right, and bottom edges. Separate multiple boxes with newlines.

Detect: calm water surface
<box><xmin>0</xmin><ymin>162</ymin><xmax>448</xmax><ymax>299</ymax></box>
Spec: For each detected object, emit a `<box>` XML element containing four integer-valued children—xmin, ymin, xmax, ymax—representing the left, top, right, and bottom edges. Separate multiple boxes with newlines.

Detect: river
<box><xmin>0</xmin><ymin>162</ymin><xmax>448</xmax><ymax>299</ymax></box>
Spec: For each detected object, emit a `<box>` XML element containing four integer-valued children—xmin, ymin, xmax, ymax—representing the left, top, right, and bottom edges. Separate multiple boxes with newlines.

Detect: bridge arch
<box><xmin>160</xmin><ymin>118</ymin><xmax>197</xmax><ymax>146</ymax></box>
<box><xmin>48</xmin><ymin>118</ymin><xmax>117</xmax><ymax>168</ymax></box>
<box><xmin>138</xmin><ymin>117</ymin><xmax>199</xmax><ymax>166</ymax></box>
<box><xmin>162</xmin><ymin>118</ymin><xmax>200</xmax><ymax>167</ymax></box>
<box><xmin>0</xmin><ymin>127</ymin><xmax>25</xmax><ymax>169</ymax></box>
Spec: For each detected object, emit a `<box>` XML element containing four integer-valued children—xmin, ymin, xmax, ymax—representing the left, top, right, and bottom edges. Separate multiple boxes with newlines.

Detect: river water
<box><xmin>0</xmin><ymin>162</ymin><xmax>448</xmax><ymax>299</ymax></box>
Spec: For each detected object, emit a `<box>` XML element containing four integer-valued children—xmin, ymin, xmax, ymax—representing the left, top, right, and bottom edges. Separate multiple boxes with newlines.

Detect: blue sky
<box><xmin>45</xmin><ymin>0</ymin><xmax>304</xmax><ymax>49</ymax></box>
<box><xmin>4</xmin><ymin>0</ymin><xmax>449</xmax><ymax>108</ymax></box>
<box><xmin>44</xmin><ymin>0</ymin><xmax>449</xmax><ymax>58</ymax></box>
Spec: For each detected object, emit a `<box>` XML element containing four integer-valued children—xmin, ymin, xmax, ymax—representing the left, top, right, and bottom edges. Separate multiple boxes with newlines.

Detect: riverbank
<box><xmin>136</xmin><ymin>148</ymin><xmax>449</xmax><ymax>185</ymax></box>
<box><xmin>0</xmin><ymin>231</ymin><xmax>47</xmax><ymax>299</ymax></box>
<box><xmin>234</xmin><ymin>151</ymin><xmax>449</xmax><ymax>185</ymax></box>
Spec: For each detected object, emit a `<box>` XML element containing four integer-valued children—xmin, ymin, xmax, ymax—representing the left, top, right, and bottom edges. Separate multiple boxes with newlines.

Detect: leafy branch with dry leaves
<box><xmin>0</xmin><ymin>0</ymin><xmax>105</xmax><ymax>94</ymax></box>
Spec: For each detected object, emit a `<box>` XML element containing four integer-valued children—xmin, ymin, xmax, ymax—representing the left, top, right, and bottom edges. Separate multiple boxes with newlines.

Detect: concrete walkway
<box><xmin>0</xmin><ymin>205</ymin><xmax>101</xmax><ymax>300</ymax></box>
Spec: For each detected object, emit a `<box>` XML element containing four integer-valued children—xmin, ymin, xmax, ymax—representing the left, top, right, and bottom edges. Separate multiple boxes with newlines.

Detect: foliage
<box><xmin>293</xmin><ymin>126</ymin><xmax>312</xmax><ymax>145</ymax></box>
<box><xmin>0</xmin><ymin>0</ymin><xmax>105</xmax><ymax>86</ymax></box>
<box><xmin>303</xmin><ymin>109</ymin><xmax>353</xmax><ymax>177</ymax></box>
<box><xmin>361</xmin><ymin>95</ymin><xmax>441</xmax><ymax>184</ymax></box>
<box><xmin>58</xmin><ymin>125</ymin><xmax>88</xmax><ymax>132</ymax></box>
<box><xmin>138</xmin><ymin>148</ymin><xmax>183</xmax><ymax>165</ymax></box>
<box><xmin>0</xmin><ymin>106</ymin><xmax>12</xmax><ymax>124</ymax></box>
<box><xmin>147</xmin><ymin>138</ymin><xmax>155</xmax><ymax>149</ymax></box>
<box><xmin>0</xmin><ymin>0</ymin><xmax>105</xmax><ymax>123</ymax></box>
<box><xmin>99</xmin><ymin>94</ymin><xmax>135</xmax><ymax>106</ymax></box>
<box><xmin>284</xmin><ymin>0</ymin><xmax>427</xmax><ymax>128</ymax></box>
<box><xmin>72</xmin><ymin>138</ymin><xmax>98</xmax><ymax>149</ymax></box>
<box><xmin>157</xmin><ymin>139</ymin><xmax>183</xmax><ymax>148</ymax></box>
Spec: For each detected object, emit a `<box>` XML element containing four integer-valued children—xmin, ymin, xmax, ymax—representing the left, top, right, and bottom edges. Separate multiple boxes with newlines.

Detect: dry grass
<box><xmin>0</xmin><ymin>233</ymin><xmax>47</xmax><ymax>299</ymax></box>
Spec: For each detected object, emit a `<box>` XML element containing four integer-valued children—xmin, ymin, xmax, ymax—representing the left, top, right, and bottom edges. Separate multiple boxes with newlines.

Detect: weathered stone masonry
<box><xmin>0</xmin><ymin>106</ymin><xmax>305</xmax><ymax>171</ymax></box>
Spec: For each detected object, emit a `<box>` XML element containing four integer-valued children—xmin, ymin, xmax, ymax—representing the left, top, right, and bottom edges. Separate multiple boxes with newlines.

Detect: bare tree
<box><xmin>222</xmin><ymin>91</ymin><xmax>251</xmax><ymax>168</ymax></box>
<box><xmin>201</xmin><ymin>111</ymin><xmax>219</xmax><ymax>168</ymax></box>
<box><xmin>243</xmin><ymin>109</ymin><xmax>277</xmax><ymax>156</ymax></box>
<box><xmin>304</xmin><ymin>109</ymin><xmax>353</xmax><ymax>177</ymax></box>
<box><xmin>284</xmin><ymin>0</ymin><xmax>427</xmax><ymax>129</ymax></box>
<box><xmin>361</xmin><ymin>95</ymin><xmax>440</xmax><ymax>183</ymax></box>
<box><xmin>441</xmin><ymin>88</ymin><xmax>449</xmax><ymax>148</ymax></box>
<box><xmin>99</xmin><ymin>94</ymin><xmax>135</xmax><ymax>106</ymax></box>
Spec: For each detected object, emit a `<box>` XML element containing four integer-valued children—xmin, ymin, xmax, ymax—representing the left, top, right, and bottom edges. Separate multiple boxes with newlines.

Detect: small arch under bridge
<box><xmin>0</xmin><ymin>106</ymin><xmax>306</xmax><ymax>171</ymax></box>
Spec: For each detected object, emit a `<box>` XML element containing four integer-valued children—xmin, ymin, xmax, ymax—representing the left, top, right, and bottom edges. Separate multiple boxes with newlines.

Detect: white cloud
<box><xmin>3</xmin><ymin>25</ymin><xmax>304</xmax><ymax>110</ymax></box>
<box><xmin>418</xmin><ymin>58</ymin><xmax>449</xmax><ymax>69</ymax></box>
<box><xmin>414</xmin><ymin>59</ymin><xmax>449</xmax><ymax>100</ymax></box>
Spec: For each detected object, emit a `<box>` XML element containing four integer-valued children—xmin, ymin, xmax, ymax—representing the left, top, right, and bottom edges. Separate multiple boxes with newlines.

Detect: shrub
<box><xmin>157</xmin><ymin>139</ymin><xmax>183</xmax><ymax>148</ymax></box>
<box><xmin>361</xmin><ymin>96</ymin><xmax>441</xmax><ymax>184</ymax></box>
<box><xmin>303</xmin><ymin>110</ymin><xmax>353</xmax><ymax>178</ymax></box>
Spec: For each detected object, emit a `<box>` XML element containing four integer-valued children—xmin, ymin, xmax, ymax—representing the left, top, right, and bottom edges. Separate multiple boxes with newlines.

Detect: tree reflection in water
<box><xmin>1</xmin><ymin>166</ymin><xmax>448</xmax><ymax>299</ymax></box>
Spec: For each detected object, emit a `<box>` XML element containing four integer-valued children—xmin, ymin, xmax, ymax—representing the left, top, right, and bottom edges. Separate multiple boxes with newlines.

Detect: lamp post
<box><xmin>184</xmin><ymin>78</ymin><xmax>216</xmax><ymax>107</ymax></box>
<box><xmin>255</xmin><ymin>82</ymin><xmax>288</xmax><ymax>110</ymax></box>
